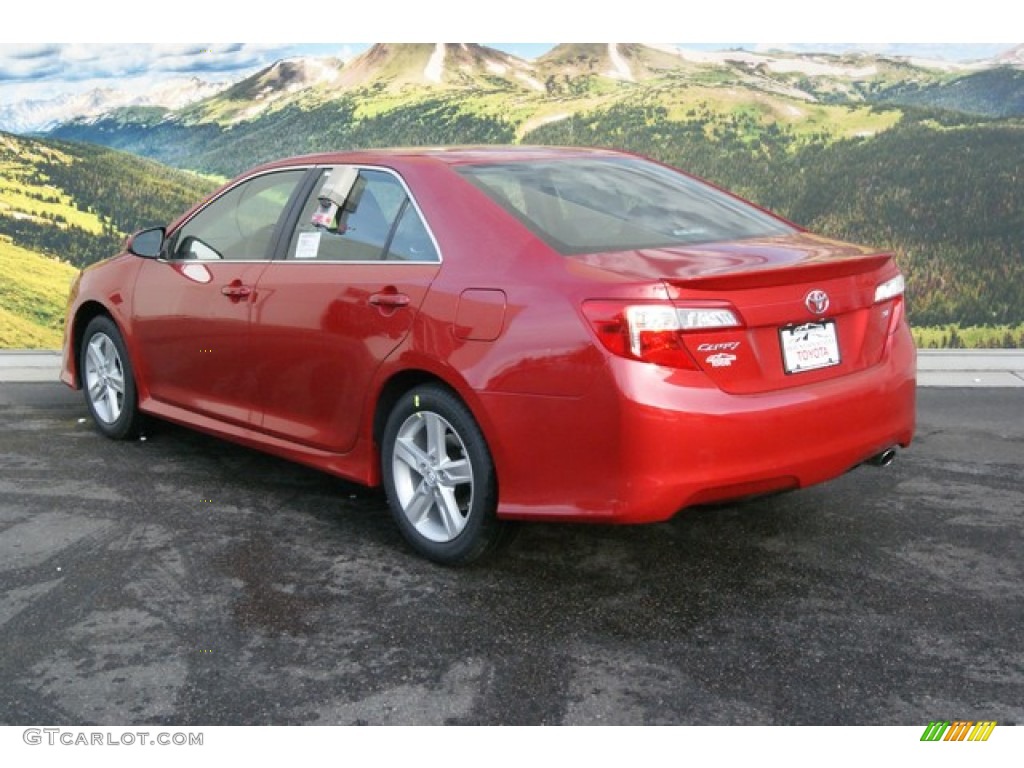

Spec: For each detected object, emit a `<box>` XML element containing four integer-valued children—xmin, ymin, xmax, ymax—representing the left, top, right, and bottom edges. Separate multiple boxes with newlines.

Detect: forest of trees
<box><xmin>37</xmin><ymin>141</ymin><xmax>215</xmax><ymax>239</ymax></box>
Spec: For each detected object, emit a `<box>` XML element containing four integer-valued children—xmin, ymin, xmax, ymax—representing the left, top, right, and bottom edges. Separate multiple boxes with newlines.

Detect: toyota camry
<box><xmin>61</xmin><ymin>146</ymin><xmax>916</xmax><ymax>564</ymax></box>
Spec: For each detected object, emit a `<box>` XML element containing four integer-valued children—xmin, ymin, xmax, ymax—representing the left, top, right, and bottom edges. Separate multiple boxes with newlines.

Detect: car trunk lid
<box><xmin>574</xmin><ymin>233</ymin><xmax>905</xmax><ymax>394</ymax></box>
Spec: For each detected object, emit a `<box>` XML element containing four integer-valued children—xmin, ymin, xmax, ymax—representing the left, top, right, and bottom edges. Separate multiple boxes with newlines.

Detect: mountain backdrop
<box><xmin>3</xmin><ymin>43</ymin><xmax>1023</xmax><ymax>348</ymax></box>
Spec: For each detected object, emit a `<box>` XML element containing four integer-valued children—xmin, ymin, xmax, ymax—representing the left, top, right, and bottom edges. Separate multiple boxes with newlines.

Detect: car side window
<box><xmin>171</xmin><ymin>170</ymin><xmax>306</xmax><ymax>261</ymax></box>
<box><xmin>287</xmin><ymin>168</ymin><xmax>438</xmax><ymax>262</ymax></box>
<box><xmin>387</xmin><ymin>201</ymin><xmax>439</xmax><ymax>261</ymax></box>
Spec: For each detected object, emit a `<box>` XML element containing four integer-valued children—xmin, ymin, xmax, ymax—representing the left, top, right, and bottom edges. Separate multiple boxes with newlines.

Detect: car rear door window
<box><xmin>287</xmin><ymin>168</ymin><xmax>438</xmax><ymax>262</ymax></box>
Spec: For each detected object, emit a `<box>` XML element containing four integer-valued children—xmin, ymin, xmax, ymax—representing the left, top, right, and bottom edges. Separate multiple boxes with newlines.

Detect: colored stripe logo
<box><xmin>920</xmin><ymin>721</ymin><xmax>997</xmax><ymax>741</ymax></box>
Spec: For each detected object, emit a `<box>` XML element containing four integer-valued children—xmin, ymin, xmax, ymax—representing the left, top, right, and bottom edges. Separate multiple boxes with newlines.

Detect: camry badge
<box><xmin>805</xmin><ymin>289</ymin><xmax>830</xmax><ymax>315</ymax></box>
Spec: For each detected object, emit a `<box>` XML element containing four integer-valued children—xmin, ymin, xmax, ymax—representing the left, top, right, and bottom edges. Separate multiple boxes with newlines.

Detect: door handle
<box><xmin>221</xmin><ymin>282</ymin><xmax>253</xmax><ymax>298</ymax></box>
<box><xmin>369</xmin><ymin>292</ymin><xmax>411</xmax><ymax>308</ymax></box>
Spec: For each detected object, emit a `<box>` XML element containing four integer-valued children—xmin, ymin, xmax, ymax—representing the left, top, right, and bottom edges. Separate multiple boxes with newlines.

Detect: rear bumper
<box><xmin>487</xmin><ymin>326</ymin><xmax>916</xmax><ymax>523</ymax></box>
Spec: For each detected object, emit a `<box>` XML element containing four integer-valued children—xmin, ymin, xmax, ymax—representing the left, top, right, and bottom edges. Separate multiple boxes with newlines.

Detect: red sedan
<box><xmin>61</xmin><ymin>146</ymin><xmax>916</xmax><ymax>564</ymax></box>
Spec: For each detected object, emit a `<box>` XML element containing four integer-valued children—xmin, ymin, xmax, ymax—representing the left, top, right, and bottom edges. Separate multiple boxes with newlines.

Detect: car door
<box><xmin>250</xmin><ymin>166</ymin><xmax>442</xmax><ymax>452</ymax></box>
<box><xmin>131</xmin><ymin>168</ymin><xmax>309</xmax><ymax>427</ymax></box>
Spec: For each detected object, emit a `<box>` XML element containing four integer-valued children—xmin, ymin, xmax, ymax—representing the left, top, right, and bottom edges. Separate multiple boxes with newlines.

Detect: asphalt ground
<box><xmin>0</xmin><ymin>383</ymin><xmax>1021</xmax><ymax>725</ymax></box>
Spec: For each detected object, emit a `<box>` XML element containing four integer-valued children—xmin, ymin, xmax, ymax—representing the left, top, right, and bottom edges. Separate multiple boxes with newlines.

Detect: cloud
<box><xmin>5</xmin><ymin>44</ymin><xmax>63</xmax><ymax>60</ymax></box>
<box><xmin>0</xmin><ymin>43</ymin><xmax>294</xmax><ymax>86</ymax></box>
<box><xmin>0</xmin><ymin>59</ymin><xmax>64</xmax><ymax>82</ymax></box>
<box><xmin>336</xmin><ymin>45</ymin><xmax>362</xmax><ymax>64</ymax></box>
<box><xmin>749</xmin><ymin>42</ymin><xmax>1014</xmax><ymax>62</ymax></box>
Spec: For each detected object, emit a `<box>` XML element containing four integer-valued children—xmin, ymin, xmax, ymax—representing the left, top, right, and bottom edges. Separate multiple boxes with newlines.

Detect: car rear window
<box><xmin>457</xmin><ymin>156</ymin><xmax>795</xmax><ymax>254</ymax></box>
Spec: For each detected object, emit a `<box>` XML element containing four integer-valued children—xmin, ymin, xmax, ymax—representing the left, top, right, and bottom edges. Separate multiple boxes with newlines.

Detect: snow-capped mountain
<box><xmin>195</xmin><ymin>57</ymin><xmax>346</xmax><ymax>123</ymax></box>
<box><xmin>0</xmin><ymin>76</ymin><xmax>227</xmax><ymax>133</ymax></box>
<box><xmin>168</xmin><ymin>45</ymin><xmax>548</xmax><ymax>126</ymax></box>
<box><xmin>335</xmin><ymin>43</ymin><xmax>541</xmax><ymax>90</ymax></box>
<box><xmin>991</xmin><ymin>44</ymin><xmax>1024</xmax><ymax>68</ymax></box>
<box><xmin>537</xmin><ymin>43</ymin><xmax>696</xmax><ymax>82</ymax></box>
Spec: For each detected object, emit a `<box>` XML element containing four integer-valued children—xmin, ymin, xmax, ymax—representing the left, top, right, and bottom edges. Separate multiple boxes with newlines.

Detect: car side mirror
<box><xmin>128</xmin><ymin>227</ymin><xmax>165</xmax><ymax>259</ymax></box>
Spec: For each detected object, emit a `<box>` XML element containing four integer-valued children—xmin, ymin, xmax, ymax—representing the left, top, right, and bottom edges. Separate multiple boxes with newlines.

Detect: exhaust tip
<box><xmin>867</xmin><ymin>448</ymin><xmax>897</xmax><ymax>467</ymax></box>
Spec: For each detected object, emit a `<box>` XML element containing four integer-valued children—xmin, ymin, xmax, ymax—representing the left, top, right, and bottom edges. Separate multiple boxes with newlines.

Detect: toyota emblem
<box><xmin>805</xmin><ymin>289</ymin><xmax>830</xmax><ymax>315</ymax></box>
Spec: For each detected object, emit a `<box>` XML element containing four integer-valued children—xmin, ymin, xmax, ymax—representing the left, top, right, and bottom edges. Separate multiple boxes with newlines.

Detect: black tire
<box><xmin>381</xmin><ymin>384</ymin><xmax>507</xmax><ymax>565</ymax></box>
<box><xmin>79</xmin><ymin>315</ymin><xmax>142</xmax><ymax>440</ymax></box>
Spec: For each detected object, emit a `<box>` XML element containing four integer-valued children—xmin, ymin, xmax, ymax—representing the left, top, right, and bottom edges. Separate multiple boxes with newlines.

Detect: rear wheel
<box><xmin>381</xmin><ymin>384</ymin><xmax>506</xmax><ymax>565</ymax></box>
<box><xmin>80</xmin><ymin>315</ymin><xmax>142</xmax><ymax>439</ymax></box>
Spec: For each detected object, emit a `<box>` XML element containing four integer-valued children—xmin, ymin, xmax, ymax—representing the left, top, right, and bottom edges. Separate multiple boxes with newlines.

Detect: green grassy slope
<box><xmin>0</xmin><ymin>236</ymin><xmax>78</xmax><ymax>348</ymax></box>
<box><xmin>0</xmin><ymin>131</ymin><xmax>218</xmax><ymax>348</ymax></box>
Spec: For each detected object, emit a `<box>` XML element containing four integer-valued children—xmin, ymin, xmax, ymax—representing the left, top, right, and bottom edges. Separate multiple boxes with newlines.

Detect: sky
<box><xmin>0</xmin><ymin>1</ymin><xmax>1018</xmax><ymax>103</ymax></box>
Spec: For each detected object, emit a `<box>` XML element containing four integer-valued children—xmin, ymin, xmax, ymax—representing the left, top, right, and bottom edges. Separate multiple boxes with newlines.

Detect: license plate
<box><xmin>780</xmin><ymin>320</ymin><xmax>841</xmax><ymax>374</ymax></box>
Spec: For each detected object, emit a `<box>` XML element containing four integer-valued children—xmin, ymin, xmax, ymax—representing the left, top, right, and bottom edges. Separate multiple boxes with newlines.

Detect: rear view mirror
<box><xmin>128</xmin><ymin>227</ymin><xmax>165</xmax><ymax>259</ymax></box>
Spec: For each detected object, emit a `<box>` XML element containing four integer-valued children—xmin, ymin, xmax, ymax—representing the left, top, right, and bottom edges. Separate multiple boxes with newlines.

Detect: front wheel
<box><xmin>79</xmin><ymin>315</ymin><xmax>142</xmax><ymax>439</ymax></box>
<box><xmin>381</xmin><ymin>385</ymin><xmax>506</xmax><ymax>565</ymax></box>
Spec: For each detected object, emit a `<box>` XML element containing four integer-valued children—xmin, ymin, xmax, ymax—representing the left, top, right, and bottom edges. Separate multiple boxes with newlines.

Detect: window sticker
<box><xmin>295</xmin><ymin>231</ymin><xmax>321</xmax><ymax>259</ymax></box>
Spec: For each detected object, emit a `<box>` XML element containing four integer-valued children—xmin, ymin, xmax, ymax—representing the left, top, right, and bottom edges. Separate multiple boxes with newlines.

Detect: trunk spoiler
<box><xmin>663</xmin><ymin>253</ymin><xmax>892</xmax><ymax>291</ymax></box>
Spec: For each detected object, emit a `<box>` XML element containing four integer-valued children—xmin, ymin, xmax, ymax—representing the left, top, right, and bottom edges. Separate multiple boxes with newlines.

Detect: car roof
<box><xmin>250</xmin><ymin>145</ymin><xmax>631</xmax><ymax>174</ymax></box>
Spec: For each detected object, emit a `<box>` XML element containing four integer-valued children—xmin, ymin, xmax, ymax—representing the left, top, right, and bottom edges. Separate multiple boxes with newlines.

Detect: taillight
<box><xmin>874</xmin><ymin>274</ymin><xmax>906</xmax><ymax>335</ymax></box>
<box><xmin>874</xmin><ymin>274</ymin><xmax>905</xmax><ymax>303</ymax></box>
<box><xmin>583</xmin><ymin>301</ymin><xmax>741</xmax><ymax>369</ymax></box>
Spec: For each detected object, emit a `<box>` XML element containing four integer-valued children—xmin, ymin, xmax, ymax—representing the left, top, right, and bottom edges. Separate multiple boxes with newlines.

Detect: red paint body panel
<box><xmin>481</xmin><ymin>324</ymin><xmax>915</xmax><ymax>522</ymax></box>
<box><xmin>132</xmin><ymin>259</ymin><xmax>268</xmax><ymax>426</ymax></box>
<box><xmin>61</xmin><ymin>146</ymin><xmax>916</xmax><ymax>526</ymax></box>
<box><xmin>250</xmin><ymin>261</ymin><xmax>439</xmax><ymax>451</ymax></box>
